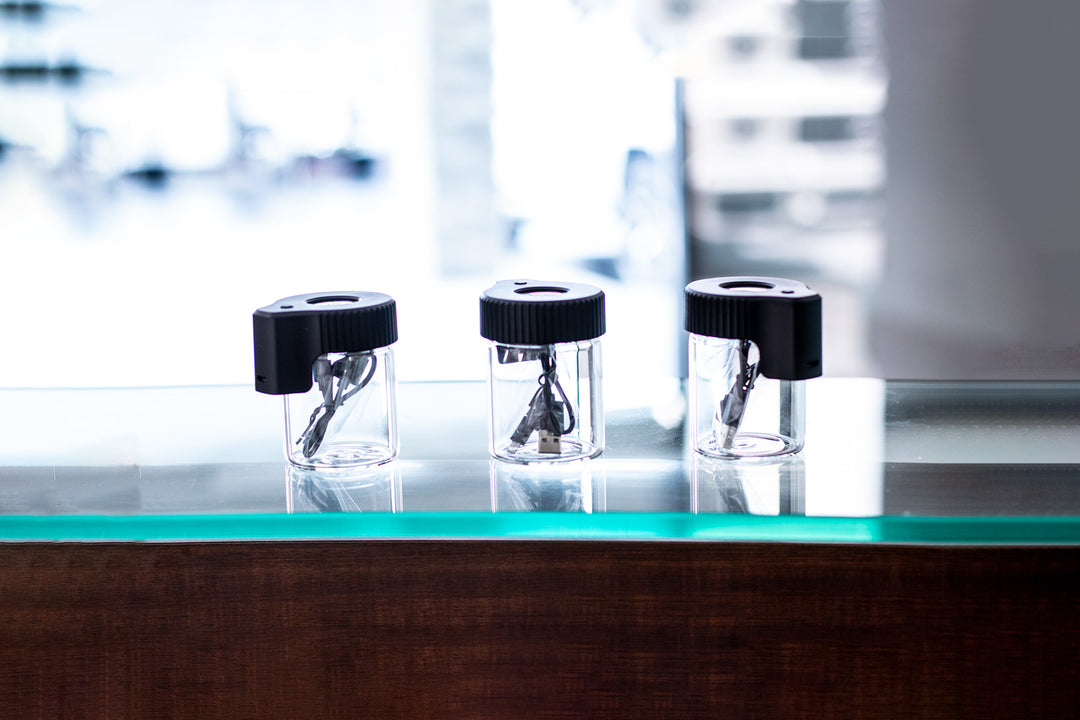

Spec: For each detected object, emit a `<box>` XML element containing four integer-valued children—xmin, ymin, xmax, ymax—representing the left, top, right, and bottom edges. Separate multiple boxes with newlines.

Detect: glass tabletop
<box><xmin>0</xmin><ymin>379</ymin><xmax>1078</xmax><ymax>543</ymax></box>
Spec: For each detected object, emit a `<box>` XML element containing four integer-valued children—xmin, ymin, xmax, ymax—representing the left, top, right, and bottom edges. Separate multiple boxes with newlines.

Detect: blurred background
<box><xmin>1</xmin><ymin>0</ymin><xmax>1078</xmax><ymax>388</ymax></box>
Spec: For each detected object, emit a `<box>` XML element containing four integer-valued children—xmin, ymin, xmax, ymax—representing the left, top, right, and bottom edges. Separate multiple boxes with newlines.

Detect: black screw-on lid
<box><xmin>480</xmin><ymin>279</ymin><xmax>605</xmax><ymax>345</ymax></box>
<box><xmin>253</xmin><ymin>291</ymin><xmax>397</xmax><ymax>395</ymax></box>
<box><xmin>685</xmin><ymin>276</ymin><xmax>822</xmax><ymax>380</ymax></box>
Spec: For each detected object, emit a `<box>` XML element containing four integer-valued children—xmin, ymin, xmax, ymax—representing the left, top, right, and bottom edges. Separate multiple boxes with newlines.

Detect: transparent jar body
<box><xmin>487</xmin><ymin>339</ymin><xmax>603</xmax><ymax>463</ymax></box>
<box><xmin>689</xmin><ymin>334</ymin><xmax>805</xmax><ymax>459</ymax></box>
<box><xmin>284</xmin><ymin>347</ymin><xmax>398</xmax><ymax>469</ymax></box>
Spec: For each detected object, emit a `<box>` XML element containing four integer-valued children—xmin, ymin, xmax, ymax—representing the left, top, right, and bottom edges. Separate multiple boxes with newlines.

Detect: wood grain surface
<box><xmin>1</xmin><ymin>541</ymin><xmax>1078</xmax><ymax>719</ymax></box>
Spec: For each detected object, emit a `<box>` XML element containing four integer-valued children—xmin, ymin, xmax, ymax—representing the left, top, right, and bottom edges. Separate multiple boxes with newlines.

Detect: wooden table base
<box><xmin>1</xmin><ymin>541</ymin><xmax>1078</xmax><ymax>718</ymax></box>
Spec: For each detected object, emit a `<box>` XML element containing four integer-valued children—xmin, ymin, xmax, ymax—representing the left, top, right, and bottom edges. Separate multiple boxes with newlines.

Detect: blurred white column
<box><xmin>429</xmin><ymin>0</ymin><xmax>500</xmax><ymax>275</ymax></box>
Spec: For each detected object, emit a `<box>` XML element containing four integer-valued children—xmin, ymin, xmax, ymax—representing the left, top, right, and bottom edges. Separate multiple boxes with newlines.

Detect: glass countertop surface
<box><xmin>1</xmin><ymin>379</ymin><xmax>1079</xmax><ymax>543</ymax></box>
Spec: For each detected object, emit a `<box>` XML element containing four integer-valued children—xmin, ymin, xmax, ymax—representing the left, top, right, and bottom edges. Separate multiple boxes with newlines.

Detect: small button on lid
<box><xmin>480</xmin><ymin>279</ymin><xmax>605</xmax><ymax>346</ymax></box>
<box><xmin>685</xmin><ymin>277</ymin><xmax>822</xmax><ymax>380</ymax></box>
<box><xmin>253</xmin><ymin>292</ymin><xmax>397</xmax><ymax>395</ymax></box>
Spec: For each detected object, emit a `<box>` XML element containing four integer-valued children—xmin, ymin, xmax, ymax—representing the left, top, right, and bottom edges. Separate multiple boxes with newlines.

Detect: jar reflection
<box><xmin>489</xmin><ymin>459</ymin><xmax>606</xmax><ymax>513</ymax></box>
<box><xmin>286</xmin><ymin>463</ymin><xmax>402</xmax><ymax>514</ymax></box>
<box><xmin>690</xmin><ymin>454</ymin><xmax>805</xmax><ymax>515</ymax></box>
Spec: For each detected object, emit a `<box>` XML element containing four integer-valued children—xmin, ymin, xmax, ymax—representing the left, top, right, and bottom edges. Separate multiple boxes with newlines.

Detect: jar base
<box><xmin>289</xmin><ymin>441</ymin><xmax>396</xmax><ymax>470</ymax></box>
<box><xmin>493</xmin><ymin>437</ymin><xmax>602</xmax><ymax>464</ymax></box>
<box><xmin>696</xmin><ymin>431</ymin><xmax>802</xmax><ymax>460</ymax></box>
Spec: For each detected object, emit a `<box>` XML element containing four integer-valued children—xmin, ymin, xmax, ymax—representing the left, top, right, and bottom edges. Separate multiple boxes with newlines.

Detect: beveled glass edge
<box><xmin>1</xmin><ymin>512</ymin><xmax>1079</xmax><ymax>544</ymax></box>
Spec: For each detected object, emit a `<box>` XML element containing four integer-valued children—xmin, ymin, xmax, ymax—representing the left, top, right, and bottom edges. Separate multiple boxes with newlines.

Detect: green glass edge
<box><xmin>1</xmin><ymin>512</ymin><xmax>1080</xmax><ymax>544</ymax></box>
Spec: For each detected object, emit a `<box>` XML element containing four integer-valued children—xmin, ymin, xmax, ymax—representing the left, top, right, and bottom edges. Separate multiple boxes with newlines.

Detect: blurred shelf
<box><xmin>1</xmin><ymin>378</ymin><xmax>1078</xmax><ymax>543</ymax></box>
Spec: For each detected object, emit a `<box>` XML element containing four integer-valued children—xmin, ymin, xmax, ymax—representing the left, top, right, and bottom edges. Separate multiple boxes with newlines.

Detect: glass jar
<box><xmin>254</xmin><ymin>291</ymin><xmax>399</xmax><ymax>469</ymax></box>
<box><xmin>685</xmin><ymin>277</ymin><xmax>821</xmax><ymax>460</ymax></box>
<box><xmin>282</xmin><ymin>347</ymin><xmax>397</xmax><ymax>468</ymax></box>
<box><xmin>480</xmin><ymin>279</ymin><xmax>605</xmax><ymax>463</ymax></box>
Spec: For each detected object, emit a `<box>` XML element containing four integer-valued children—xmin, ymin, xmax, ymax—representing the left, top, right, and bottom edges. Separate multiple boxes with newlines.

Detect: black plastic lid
<box><xmin>480</xmin><ymin>279</ymin><xmax>605</xmax><ymax>346</ymax></box>
<box><xmin>685</xmin><ymin>276</ymin><xmax>822</xmax><ymax>380</ymax></box>
<box><xmin>253</xmin><ymin>291</ymin><xmax>397</xmax><ymax>395</ymax></box>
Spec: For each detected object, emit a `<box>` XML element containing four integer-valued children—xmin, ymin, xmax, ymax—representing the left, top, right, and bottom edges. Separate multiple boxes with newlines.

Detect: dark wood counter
<box><xmin>2</xmin><ymin>541</ymin><xmax>1078</xmax><ymax>718</ymax></box>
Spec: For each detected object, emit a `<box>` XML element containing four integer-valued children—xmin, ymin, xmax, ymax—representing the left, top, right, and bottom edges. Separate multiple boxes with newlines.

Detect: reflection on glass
<box><xmin>489</xmin><ymin>459</ymin><xmax>606</xmax><ymax>513</ymax></box>
<box><xmin>286</xmin><ymin>463</ymin><xmax>402</xmax><ymax>514</ymax></box>
<box><xmin>691</xmin><ymin>454</ymin><xmax>805</xmax><ymax>515</ymax></box>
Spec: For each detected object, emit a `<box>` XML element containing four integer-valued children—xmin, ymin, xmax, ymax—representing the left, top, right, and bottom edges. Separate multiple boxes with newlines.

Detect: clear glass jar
<box><xmin>480</xmin><ymin>278</ymin><xmax>606</xmax><ymax>464</ymax></box>
<box><xmin>689</xmin><ymin>335</ymin><xmax>805</xmax><ymax>459</ymax></box>
<box><xmin>284</xmin><ymin>347</ymin><xmax>398</xmax><ymax>469</ymax></box>
<box><xmin>254</xmin><ymin>290</ymin><xmax>399</xmax><ymax>470</ymax></box>
<box><xmin>487</xmin><ymin>339</ymin><xmax>603</xmax><ymax>463</ymax></box>
<box><xmin>684</xmin><ymin>276</ymin><xmax>821</xmax><ymax>460</ymax></box>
